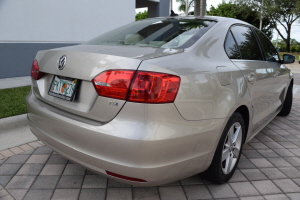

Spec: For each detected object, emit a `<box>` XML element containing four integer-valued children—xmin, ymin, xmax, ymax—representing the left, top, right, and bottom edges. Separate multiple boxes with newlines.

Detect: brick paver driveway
<box><xmin>0</xmin><ymin>67</ymin><xmax>300</xmax><ymax>199</ymax></box>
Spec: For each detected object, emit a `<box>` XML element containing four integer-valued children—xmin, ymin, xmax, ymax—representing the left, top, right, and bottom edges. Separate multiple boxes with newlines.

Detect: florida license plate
<box><xmin>48</xmin><ymin>76</ymin><xmax>79</xmax><ymax>101</ymax></box>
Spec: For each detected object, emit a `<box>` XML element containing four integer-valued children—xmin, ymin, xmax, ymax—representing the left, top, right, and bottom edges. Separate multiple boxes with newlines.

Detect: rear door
<box><xmin>253</xmin><ymin>29</ymin><xmax>290</xmax><ymax>111</ymax></box>
<box><xmin>225</xmin><ymin>25</ymin><xmax>275</xmax><ymax>131</ymax></box>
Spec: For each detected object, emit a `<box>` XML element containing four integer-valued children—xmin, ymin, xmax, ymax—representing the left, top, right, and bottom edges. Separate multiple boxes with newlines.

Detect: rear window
<box><xmin>224</xmin><ymin>30</ymin><xmax>241</xmax><ymax>59</ymax></box>
<box><xmin>230</xmin><ymin>26</ymin><xmax>263</xmax><ymax>61</ymax></box>
<box><xmin>86</xmin><ymin>18</ymin><xmax>216</xmax><ymax>49</ymax></box>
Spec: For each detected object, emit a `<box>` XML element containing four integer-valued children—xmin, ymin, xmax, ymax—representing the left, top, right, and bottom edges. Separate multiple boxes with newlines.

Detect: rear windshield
<box><xmin>86</xmin><ymin>18</ymin><xmax>216</xmax><ymax>49</ymax></box>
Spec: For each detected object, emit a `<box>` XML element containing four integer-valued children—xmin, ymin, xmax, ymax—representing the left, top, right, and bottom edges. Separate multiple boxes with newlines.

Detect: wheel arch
<box><xmin>234</xmin><ymin>105</ymin><xmax>250</xmax><ymax>143</ymax></box>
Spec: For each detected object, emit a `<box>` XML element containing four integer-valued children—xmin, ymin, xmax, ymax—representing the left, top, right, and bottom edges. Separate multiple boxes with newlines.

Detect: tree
<box><xmin>290</xmin><ymin>38</ymin><xmax>300</xmax><ymax>45</ymax></box>
<box><xmin>271</xmin><ymin>38</ymin><xmax>285</xmax><ymax>46</ymax></box>
<box><xmin>207</xmin><ymin>1</ymin><xmax>273</xmax><ymax>39</ymax></box>
<box><xmin>176</xmin><ymin>0</ymin><xmax>194</xmax><ymax>13</ymax></box>
<box><xmin>136</xmin><ymin>11</ymin><xmax>148</xmax><ymax>21</ymax></box>
<box><xmin>289</xmin><ymin>39</ymin><xmax>300</xmax><ymax>52</ymax></box>
<box><xmin>206</xmin><ymin>2</ymin><xmax>236</xmax><ymax>18</ymax></box>
<box><xmin>235</xmin><ymin>0</ymin><xmax>300</xmax><ymax>52</ymax></box>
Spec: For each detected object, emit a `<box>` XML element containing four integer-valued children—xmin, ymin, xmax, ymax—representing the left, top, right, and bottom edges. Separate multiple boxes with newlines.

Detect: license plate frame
<box><xmin>48</xmin><ymin>75</ymin><xmax>79</xmax><ymax>101</ymax></box>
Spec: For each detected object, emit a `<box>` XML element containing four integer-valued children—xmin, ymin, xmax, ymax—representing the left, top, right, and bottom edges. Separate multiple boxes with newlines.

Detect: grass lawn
<box><xmin>0</xmin><ymin>86</ymin><xmax>31</xmax><ymax>119</ymax></box>
<box><xmin>278</xmin><ymin>52</ymin><xmax>300</xmax><ymax>60</ymax></box>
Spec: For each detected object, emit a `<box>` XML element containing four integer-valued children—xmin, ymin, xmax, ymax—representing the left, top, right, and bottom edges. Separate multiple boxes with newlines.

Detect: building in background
<box><xmin>0</xmin><ymin>0</ymin><xmax>170</xmax><ymax>78</ymax></box>
<box><xmin>136</xmin><ymin>0</ymin><xmax>170</xmax><ymax>17</ymax></box>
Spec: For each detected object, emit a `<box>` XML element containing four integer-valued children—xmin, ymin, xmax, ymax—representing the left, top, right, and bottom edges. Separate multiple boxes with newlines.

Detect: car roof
<box><xmin>153</xmin><ymin>15</ymin><xmax>251</xmax><ymax>26</ymax></box>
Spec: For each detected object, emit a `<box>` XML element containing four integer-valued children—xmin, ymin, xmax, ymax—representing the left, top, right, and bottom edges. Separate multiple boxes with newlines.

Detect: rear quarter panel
<box><xmin>138</xmin><ymin>19</ymin><xmax>252</xmax><ymax>122</ymax></box>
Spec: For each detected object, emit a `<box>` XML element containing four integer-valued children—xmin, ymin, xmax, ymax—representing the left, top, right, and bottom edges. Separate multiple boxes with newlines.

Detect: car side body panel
<box><xmin>138</xmin><ymin>19</ymin><xmax>252</xmax><ymax>122</ymax></box>
<box><xmin>232</xmin><ymin>60</ymin><xmax>278</xmax><ymax>130</ymax></box>
<box><xmin>268</xmin><ymin>62</ymin><xmax>291</xmax><ymax>106</ymax></box>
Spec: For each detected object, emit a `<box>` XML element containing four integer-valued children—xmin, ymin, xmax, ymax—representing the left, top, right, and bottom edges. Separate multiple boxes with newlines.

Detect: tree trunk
<box><xmin>286</xmin><ymin>24</ymin><xmax>291</xmax><ymax>52</ymax></box>
<box><xmin>286</xmin><ymin>39</ymin><xmax>290</xmax><ymax>52</ymax></box>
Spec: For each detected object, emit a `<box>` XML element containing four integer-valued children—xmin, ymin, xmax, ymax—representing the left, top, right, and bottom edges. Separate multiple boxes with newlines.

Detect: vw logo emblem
<box><xmin>57</xmin><ymin>55</ymin><xmax>67</xmax><ymax>70</ymax></box>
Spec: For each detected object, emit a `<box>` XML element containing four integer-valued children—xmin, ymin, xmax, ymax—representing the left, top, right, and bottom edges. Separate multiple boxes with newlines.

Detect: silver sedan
<box><xmin>26</xmin><ymin>16</ymin><xmax>295</xmax><ymax>186</ymax></box>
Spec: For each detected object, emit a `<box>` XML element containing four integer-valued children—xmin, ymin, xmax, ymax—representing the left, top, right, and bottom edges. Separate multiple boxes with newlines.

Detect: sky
<box><xmin>136</xmin><ymin>0</ymin><xmax>300</xmax><ymax>42</ymax></box>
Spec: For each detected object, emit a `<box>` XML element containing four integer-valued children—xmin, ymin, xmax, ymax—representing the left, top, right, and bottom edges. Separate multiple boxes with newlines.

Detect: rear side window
<box><xmin>231</xmin><ymin>26</ymin><xmax>263</xmax><ymax>61</ymax></box>
<box><xmin>255</xmin><ymin>30</ymin><xmax>280</xmax><ymax>62</ymax></box>
<box><xmin>225</xmin><ymin>31</ymin><xmax>241</xmax><ymax>59</ymax></box>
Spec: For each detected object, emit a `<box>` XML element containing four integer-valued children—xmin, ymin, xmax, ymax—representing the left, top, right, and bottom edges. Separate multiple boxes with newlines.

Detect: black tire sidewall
<box><xmin>212</xmin><ymin>112</ymin><xmax>245</xmax><ymax>183</ymax></box>
<box><xmin>278</xmin><ymin>83</ymin><xmax>293</xmax><ymax>116</ymax></box>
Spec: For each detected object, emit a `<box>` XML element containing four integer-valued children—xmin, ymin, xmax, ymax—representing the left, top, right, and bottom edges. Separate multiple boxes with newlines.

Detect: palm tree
<box><xmin>176</xmin><ymin>0</ymin><xmax>195</xmax><ymax>12</ymax></box>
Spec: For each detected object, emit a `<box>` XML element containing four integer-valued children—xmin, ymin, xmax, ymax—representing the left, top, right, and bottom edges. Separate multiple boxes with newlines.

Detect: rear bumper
<box><xmin>27</xmin><ymin>90</ymin><xmax>227</xmax><ymax>186</ymax></box>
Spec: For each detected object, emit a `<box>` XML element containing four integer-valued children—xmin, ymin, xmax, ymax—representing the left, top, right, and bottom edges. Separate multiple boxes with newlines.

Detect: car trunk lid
<box><xmin>32</xmin><ymin>44</ymin><xmax>182</xmax><ymax>123</ymax></box>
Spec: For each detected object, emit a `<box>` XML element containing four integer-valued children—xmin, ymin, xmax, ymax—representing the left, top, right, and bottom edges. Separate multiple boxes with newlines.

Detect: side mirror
<box><xmin>282</xmin><ymin>54</ymin><xmax>295</xmax><ymax>64</ymax></box>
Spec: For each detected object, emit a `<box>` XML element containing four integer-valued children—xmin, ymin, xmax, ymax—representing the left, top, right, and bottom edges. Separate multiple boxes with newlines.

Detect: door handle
<box><xmin>248</xmin><ymin>73</ymin><xmax>255</xmax><ymax>84</ymax></box>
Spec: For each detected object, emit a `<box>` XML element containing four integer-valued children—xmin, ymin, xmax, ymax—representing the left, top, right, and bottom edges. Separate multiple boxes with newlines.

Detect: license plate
<box><xmin>48</xmin><ymin>76</ymin><xmax>79</xmax><ymax>101</ymax></box>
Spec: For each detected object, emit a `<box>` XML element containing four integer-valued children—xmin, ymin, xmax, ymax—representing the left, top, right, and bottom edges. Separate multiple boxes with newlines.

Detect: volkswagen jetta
<box><xmin>27</xmin><ymin>16</ymin><xmax>295</xmax><ymax>186</ymax></box>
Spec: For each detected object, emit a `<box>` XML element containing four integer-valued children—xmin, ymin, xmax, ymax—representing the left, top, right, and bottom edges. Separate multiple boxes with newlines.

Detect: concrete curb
<box><xmin>0</xmin><ymin>76</ymin><xmax>31</xmax><ymax>90</ymax></box>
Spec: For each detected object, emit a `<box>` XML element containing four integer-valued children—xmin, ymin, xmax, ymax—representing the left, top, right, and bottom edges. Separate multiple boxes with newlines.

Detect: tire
<box><xmin>202</xmin><ymin>112</ymin><xmax>245</xmax><ymax>184</ymax></box>
<box><xmin>278</xmin><ymin>83</ymin><xmax>293</xmax><ymax>116</ymax></box>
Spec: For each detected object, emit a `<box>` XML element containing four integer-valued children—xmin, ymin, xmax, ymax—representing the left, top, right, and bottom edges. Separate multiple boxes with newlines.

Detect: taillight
<box><xmin>128</xmin><ymin>71</ymin><xmax>180</xmax><ymax>103</ymax></box>
<box><xmin>92</xmin><ymin>70</ymin><xmax>135</xmax><ymax>100</ymax></box>
<box><xmin>92</xmin><ymin>70</ymin><xmax>180</xmax><ymax>103</ymax></box>
<box><xmin>31</xmin><ymin>59</ymin><xmax>44</xmax><ymax>80</ymax></box>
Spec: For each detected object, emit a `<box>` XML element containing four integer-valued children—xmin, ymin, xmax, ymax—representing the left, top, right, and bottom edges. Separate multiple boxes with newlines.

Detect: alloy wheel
<box><xmin>221</xmin><ymin>122</ymin><xmax>243</xmax><ymax>174</ymax></box>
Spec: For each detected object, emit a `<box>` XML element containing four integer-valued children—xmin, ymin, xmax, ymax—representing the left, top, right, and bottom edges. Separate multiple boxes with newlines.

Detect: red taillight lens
<box><xmin>128</xmin><ymin>72</ymin><xmax>180</xmax><ymax>103</ymax></box>
<box><xmin>92</xmin><ymin>70</ymin><xmax>180</xmax><ymax>103</ymax></box>
<box><xmin>92</xmin><ymin>70</ymin><xmax>135</xmax><ymax>100</ymax></box>
<box><xmin>31</xmin><ymin>59</ymin><xmax>44</xmax><ymax>80</ymax></box>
